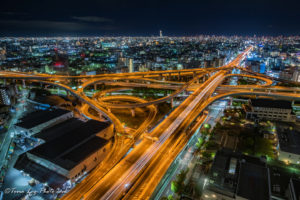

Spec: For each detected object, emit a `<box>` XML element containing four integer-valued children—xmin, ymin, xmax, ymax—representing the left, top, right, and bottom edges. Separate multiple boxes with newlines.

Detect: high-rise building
<box><xmin>44</xmin><ymin>65</ymin><xmax>52</xmax><ymax>74</ymax></box>
<box><xmin>129</xmin><ymin>58</ymin><xmax>134</xmax><ymax>73</ymax></box>
<box><xmin>0</xmin><ymin>87</ymin><xmax>10</xmax><ymax>106</ymax></box>
<box><xmin>292</xmin><ymin>70</ymin><xmax>300</xmax><ymax>82</ymax></box>
<box><xmin>260</xmin><ymin>63</ymin><xmax>266</xmax><ymax>73</ymax></box>
<box><xmin>0</xmin><ymin>46</ymin><xmax>6</xmax><ymax>60</ymax></box>
<box><xmin>160</xmin><ymin>30</ymin><xmax>163</xmax><ymax>38</ymax></box>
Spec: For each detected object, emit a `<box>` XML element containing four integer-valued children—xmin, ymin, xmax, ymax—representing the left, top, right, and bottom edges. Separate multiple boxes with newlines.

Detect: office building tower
<box><xmin>129</xmin><ymin>58</ymin><xmax>134</xmax><ymax>73</ymax></box>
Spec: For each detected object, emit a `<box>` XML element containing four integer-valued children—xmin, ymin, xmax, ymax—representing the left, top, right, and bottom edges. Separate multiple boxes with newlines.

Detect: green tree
<box><xmin>196</xmin><ymin>137</ymin><xmax>204</xmax><ymax>149</ymax></box>
<box><xmin>171</xmin><ymin>181</ymin><xmax>179</xmax><ymax>193</ymax></box>
<box><xmin>204</xmin><ymin>123</ymin><xmax>211</xmax><ymax>129</ymax></box>
<box><xmin>160</xmin><ymin>195</ymin><xmax>174</xmax><ymax>200</ymax></box>
<box><xmin>171</xmin><ymin>169</ymin><xmax>188</xmax><ymax>195</ymax></box>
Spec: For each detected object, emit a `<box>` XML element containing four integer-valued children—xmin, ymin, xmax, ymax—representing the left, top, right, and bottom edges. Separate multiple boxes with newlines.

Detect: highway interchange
<box><xmin>2</xmin><ymin>46</ymin><xmax>300</xmax><ymax>199</ymax></box>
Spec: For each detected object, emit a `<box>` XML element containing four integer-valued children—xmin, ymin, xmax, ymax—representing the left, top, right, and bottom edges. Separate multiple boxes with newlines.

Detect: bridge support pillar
<box><xmin>3</xmin><ymin>79</ymin><xmax>6</xmax><ymax>86</ymax></box>
<box><xmin>159</xmin><ymin>74</ymin><xmax>163</xmax><ymax>80</ymax></box>
<box><xmin>193</xmin><ymin>71</ymin><xmax>196</xmax><ymax>78</ymax></box>
<box><xmin>178</xmin><ymin>72</ymin><xmax>181</xmax><ymax>81</ymax></box>
<box><xmin>169</xmin><ymin>73</ymin><xmax>172</xmax><ymax>81</ymax></box>
<box><xmin>170</xmin><ymin>98</ymin><xmax>174</xmax><ymax>108</ymax></box>
<box><xmin>131</xmin><ymin>109</ymin><xmax>135</xmax><ymax>117</ymax></box>
<box><xmin>107</xmin><ymin>108</ymin><xmax>111</xmax><ymax>113</ymax></box>
<box><xmin>202</xmin><ymin>76</ymin><xmax>205</xmax><ymax>82</ymax></box>
<box><xmin>94</xmin><ymin>84</ymin><xmax>97</xmax><ymax>91</ymax></box>
<box><xmin>22</xmin><ymin>80</ymin><xmax>26</xmax><ymax>88</ymax></box>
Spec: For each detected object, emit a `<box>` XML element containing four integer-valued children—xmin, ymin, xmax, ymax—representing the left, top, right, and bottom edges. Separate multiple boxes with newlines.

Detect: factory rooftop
<box><xmin>15</xmin><ymin>108</ymin><xmax>71</xmax><ymax>129</ymax></box>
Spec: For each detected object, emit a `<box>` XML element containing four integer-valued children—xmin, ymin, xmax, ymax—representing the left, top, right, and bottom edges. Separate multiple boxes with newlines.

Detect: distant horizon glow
<box><xmin>0</xmin><ymin>0</ymin><xmax>299</xmax><ymax>36</ymax></box>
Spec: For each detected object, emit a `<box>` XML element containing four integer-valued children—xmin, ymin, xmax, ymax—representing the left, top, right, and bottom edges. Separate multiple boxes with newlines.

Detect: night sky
<box><xmin>0</xmin><ymin>0</ymin><xmax>299</xmax><ymax>36</ymax></box>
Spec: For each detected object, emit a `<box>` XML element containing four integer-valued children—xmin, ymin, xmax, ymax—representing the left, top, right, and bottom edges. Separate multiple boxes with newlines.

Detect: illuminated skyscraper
<box><xmin>0</xmin><ymin>87</ymin><xmax>10</xmax><ymax>106</ymax></box>
<box><xmin>0</xmin><ymin>46</ymin><xmax>6</xmax><ymax>60</ymax></box>
<box><xmin>160</xmin><ymin>30</ymin><xmax>163</xmax><ymax>38</ymax></box>
<box><xmin>129</xmin><ymin>58</ymin><xmax>134</xmax><ymax>73</ymax></box>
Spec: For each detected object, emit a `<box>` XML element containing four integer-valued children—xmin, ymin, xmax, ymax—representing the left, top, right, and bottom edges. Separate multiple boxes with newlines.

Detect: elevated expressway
<box><xmin>224</xmin><ymin>73</ymin><xmax>273</xmax><ymax>86</ymax></box>
<box><xmin>61</xmin><ymin>47</ymin><xmax>253</xmax><ymax>200</ymax></box>
<box><xmin>74</xmin><ymin>71</ymin><xmax>227</xmax><ymax>200</ymax></box>
<box><xmin>84</xmin><ymin>73</ymin><xmax>273</xmax><ymax>109</ymax></box>
<box><xmin>237</xmin><ymin>67</ymin><xmax>300</xmax><ymax>86</ymax></box>
<box><xmin>60</xmin><ymin>71</ymin><xmax>222</xmax><ymax>200</ymax></box>
<box><xmin>215</xmin><ymin>87</ymin><xmax>300</xmax><ymax>100</ymax></box>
